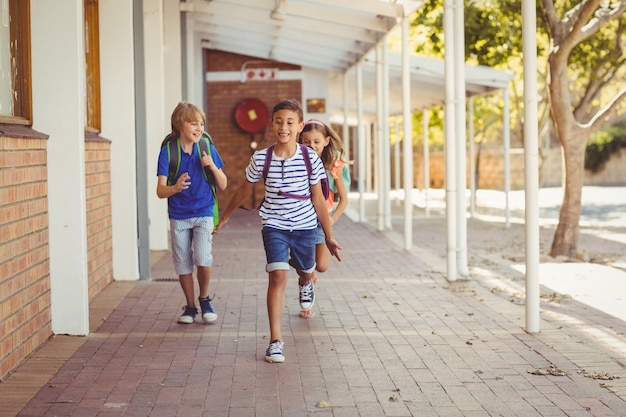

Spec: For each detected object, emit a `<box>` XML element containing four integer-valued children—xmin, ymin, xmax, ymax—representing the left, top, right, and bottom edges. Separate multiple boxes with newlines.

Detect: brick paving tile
<box><xmin>2</xmin><ymin>207</ymin><xmax>626</xmax><ymax>416</ymax></box>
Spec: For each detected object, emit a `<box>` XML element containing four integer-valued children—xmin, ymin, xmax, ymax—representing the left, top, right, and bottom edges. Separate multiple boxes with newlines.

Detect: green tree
<box><xmin>412</xmin><ymin>0</ymin><xmax>626</xmax><ymax>258</ymax></box>
<box><xmin>541</xmin><ymin>0</ymin><xmax>626</xmax><ymax>257</ymax></box>
<box><xmin>411</xmin><ymin>0</ymin><xmax>540</xmax><ymax>149</ymax></box>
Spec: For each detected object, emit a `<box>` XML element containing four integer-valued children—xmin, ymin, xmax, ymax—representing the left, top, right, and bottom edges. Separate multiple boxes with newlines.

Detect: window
<box><xmin>84</xmin><ymin>0</ymin><xmax>101</xmax><ymax>132</ymax></box>
<box><xmin>0</xmin><ymin>0</ymin><xmax>32</xmax><ymax>124</ymax></box>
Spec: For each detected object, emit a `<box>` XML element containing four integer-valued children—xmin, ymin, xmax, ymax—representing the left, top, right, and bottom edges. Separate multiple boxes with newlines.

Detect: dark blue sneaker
<box><xmin>199</xmin><ymin>296</ymin><xmax>217</xmax><ymax>323</ymax></box>
<box><xmin>177</xmin><ymin>305</ymin><xmax>197</xmax><ymax>324</ymax></box>
<box><xmin>299</xmin><ymin>280</ymin><xmax>315</xmax><ymax>310</ymax></box>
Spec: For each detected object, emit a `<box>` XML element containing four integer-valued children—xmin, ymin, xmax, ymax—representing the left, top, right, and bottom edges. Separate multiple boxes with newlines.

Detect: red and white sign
<box><xmin>245</xmin><ymin>68</ymin><xmax>279</xmax><ymax>81</ymax></box>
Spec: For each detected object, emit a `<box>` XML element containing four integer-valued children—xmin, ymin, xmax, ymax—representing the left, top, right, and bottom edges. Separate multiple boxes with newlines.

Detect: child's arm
<box><xmin>330</xmin><ymin>167</ymin><xmax>348</xmax><ymax>224</ymax></box>
<box><xmin>311</xmin><ymin>182</ymin><xmax>342</xmax><ymax>261</ymax></box>
<box><xmin>156</xmin><ymin>173</ymin><xmax>190</xmax><ymax>199</ymax></box>
<box><xmin>201</xmin><ymin>151</ymin><xmax>228</xmax><ymax>191</ymax></box>
<box><xmin>214</xmin><ymin>181</ymin><xmax>254</xmax><ymax>233</ymax></box>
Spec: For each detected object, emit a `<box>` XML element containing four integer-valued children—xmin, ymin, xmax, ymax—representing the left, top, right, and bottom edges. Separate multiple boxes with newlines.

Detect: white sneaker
<box><xmin>199</xmin><ymin>296</ymin><xmax>218</xmax><ymax>323</ymax></box>
<box><xmin>299</xmin><ymin>280</ymin><xmax>315</xmax><ymax>310</ymax></box>
<box><xmin>177</xmin><ymin>306</ymin><xmax>197</xmax><ymax>324</ymax></box>
<box><xmin>265</xmin><ymin>340</ymin><xmax>285</xmax><ymax>363</ymax></box>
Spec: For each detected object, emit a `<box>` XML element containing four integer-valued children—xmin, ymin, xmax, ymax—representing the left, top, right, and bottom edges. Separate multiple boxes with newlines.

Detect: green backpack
<box><xmin>161</xmin><ymin>132</ymin><xmax>219</xmax><ymax>226</ymax></box>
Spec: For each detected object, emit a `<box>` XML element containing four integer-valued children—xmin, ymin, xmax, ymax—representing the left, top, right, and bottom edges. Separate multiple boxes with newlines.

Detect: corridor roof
<box><xmin>181</xmin><ymin>0</ymin><xmax>424</xmax><ymax>73</ymax></box>
<box><xmin>182</xmin><ymin>0</ymin><xmax>514</xmax><ymax>120</ymax></box>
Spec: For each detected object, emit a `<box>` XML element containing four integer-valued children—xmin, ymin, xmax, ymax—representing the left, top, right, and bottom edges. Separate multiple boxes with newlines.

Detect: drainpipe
<box><xmin>133</xmin><ymin>0</ymin><xmax>150</xmax><ymax>279</ymax></box>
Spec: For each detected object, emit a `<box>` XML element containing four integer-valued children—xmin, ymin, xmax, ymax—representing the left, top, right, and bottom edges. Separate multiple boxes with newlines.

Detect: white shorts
<box><xmin>169</xmin><ymin>217</ymin><xmax>214</xmax><ymax>275</ymax></box>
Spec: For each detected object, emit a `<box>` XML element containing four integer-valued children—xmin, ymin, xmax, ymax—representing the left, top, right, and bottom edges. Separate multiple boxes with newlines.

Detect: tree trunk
<box><xmin>549</xmin><ymin>137</ymin><xmax>586</xmax><ymax>258</ymax></box>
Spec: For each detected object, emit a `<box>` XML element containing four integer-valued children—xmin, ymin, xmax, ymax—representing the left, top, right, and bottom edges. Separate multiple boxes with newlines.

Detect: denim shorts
<box><xmin>262</xmin><ymin>226</ymin><xmax>316</xmax><ymax>273</ymax></box>
<box><xmin>314</xmin><ymin>222</ymin><xmax>325</xmax><ymax>245</ymax></box>
<box><xmin>170</xmin><ymin>217</ymin><xmax>214</xmax><ymax>275</ymax></box>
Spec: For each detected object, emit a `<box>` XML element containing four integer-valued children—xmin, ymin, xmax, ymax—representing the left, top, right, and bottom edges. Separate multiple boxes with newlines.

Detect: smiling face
<box><xmin>300</xmin><ymin>129</ymin><xmax>329</xmax><ymax>157</ymax></box>
<box><xmin>171</xmin><ymin>102</ymin><xmax>206</xmax><ymax>145</ymax></box>
<box><xmin>271</xmin><ymin>109</ymin><xmax>303</xmax><ymax>145</ymax></box>
<box><xmin>179</xmin><ymin>119</ymin><xmax>205</xmax><ymax>144</ymax></box>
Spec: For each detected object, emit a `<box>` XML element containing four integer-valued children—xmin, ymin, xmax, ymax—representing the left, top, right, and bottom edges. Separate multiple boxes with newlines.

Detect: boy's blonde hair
<box><xmin>170</xmin><ymin>102</ymin><xmax>206</xmax><ymax>138</ymax></box>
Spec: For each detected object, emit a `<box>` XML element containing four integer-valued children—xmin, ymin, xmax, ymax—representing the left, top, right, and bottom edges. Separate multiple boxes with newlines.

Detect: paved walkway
<box><xmin>2</xmin><ymin>195</ymin><xmax>626</xmax><ymax>416</ymax></box>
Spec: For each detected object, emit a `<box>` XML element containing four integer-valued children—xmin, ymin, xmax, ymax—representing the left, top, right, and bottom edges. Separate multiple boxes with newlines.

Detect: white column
<box><xmin>99</xmin><ymin>0</ymin><xmax>140</xmax><ymax>281</ymax></box>
<box><xmin>522</xmin><ymin>0</ymin><xmax>540</xmax><ymax>333</ymax></box>
<box><xmin>401</xmin><ymin>16</ymin><xmax>413</xmax><ymax>250</ymax></box>
<box><xmin>382</xmin><ymin>39</ymin><xmax>392</xmax><ymax>230</ymax></box>
<box><xmin>454</xmin><ymin>0</ymin><xmax>469</xmax><ymax>277</ymax></box>
<box><xmin>365</xmin><ymin>121</ymin><xmax>372</xmax><ymax>192</ymax></box>
<box><xmin>423</xmin><ymin>110</ymin><xmax>430</xmax><ymax>217</ymax></box>
<box><xmin>164</xmin><ymin>0</ymin><xmax>184</xmax><ymax>106</ymax></box>
<box><xmin>393</xmin><ymin>117</ymin><xmax>401</xmax><ymax>206</ymax></box>
<box><xmin>468</xmin><ymin>98</ymin><xmax>476</xmax><ymax>217</ymax></box>
<box><xmin>443</xmin><ymin>0</ymin><xmax>457</xmax><ymax>281</ymax></box>
<box><xmin>31</xmin><ymin>0</ymin><xmax>89</xmax><ymax>335</ymax></box>
<box><xmin>143</xmin><ymin>0</ymin><xmax>169</xmax><ymax>250</ymax></box>
<box><xmin>503</xmin><ymin>87</ymin><xmax>512</xmax><ymax>228</ymax></box>
<box><xmin>342</xmin><ymin>73</ymin><xmax>350</xmax><ymax>163</ymax></box>
<box><xmin>356</xmin><ymin>63</ymin><xmax>366</xmax><ymax>222</ymax></box>
<box><xmin>376</xmin><ymin>44</ymin><xmax>384</xmax><ymax>230</ymax></box>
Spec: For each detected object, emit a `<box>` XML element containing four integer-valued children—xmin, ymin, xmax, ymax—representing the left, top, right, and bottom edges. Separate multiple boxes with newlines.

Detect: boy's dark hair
<box><xmin>170</xmin><ymin>101</ymin><xmax>206</xmax><ymax>138</ymax></box>
<box><xmin>271</xmin><ymin>99</ymin><xmax>303</xmax><ymax>122</ymax></box>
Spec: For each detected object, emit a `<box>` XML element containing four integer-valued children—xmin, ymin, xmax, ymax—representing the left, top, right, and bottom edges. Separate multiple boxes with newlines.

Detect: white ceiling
<box><xmin>182</xmin><ymin>0</ymin><xmax>514</xmax><ymax>121</ymax></box>
<box><xmin>182</xmin><ymin>0</ymin><xmax>423</xmax><ymax>73</ymax></box>
<box><xmin>329</xmin><ymin>52</ymin><xmax>515</xmax><ymax>120</ymax></box>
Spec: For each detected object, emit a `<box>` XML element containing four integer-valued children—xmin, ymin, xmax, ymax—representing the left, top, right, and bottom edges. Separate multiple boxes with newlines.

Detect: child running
<box><xmin>298</xmin><ymin>119</ymin><xmax>350</xmax><ymax>317</ymax></box>
<box><xmin>215</xmin><ymin>98</ymin><xmax>342</xmax><ymax>363</ymax></box>
<box><xmin>156</xmin><ymin>102</ymin><xmax>228</xmax><ymax>324</ymax></box>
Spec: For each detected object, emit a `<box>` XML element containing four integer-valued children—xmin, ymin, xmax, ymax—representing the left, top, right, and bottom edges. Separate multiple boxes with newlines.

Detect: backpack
<box><xmin>328</xmin><ymin>160</ymin><xmax>351</xmax><ymax>202</ymax></box>
<box><xmin>161</xmin><ymin>132</ymin><xmax>219</xmax><ymax>225</ymax></box>
<box><xmin>262</xmin><ymin>144</ymin><xmax>330</xmax><ymax>201</ymax></box>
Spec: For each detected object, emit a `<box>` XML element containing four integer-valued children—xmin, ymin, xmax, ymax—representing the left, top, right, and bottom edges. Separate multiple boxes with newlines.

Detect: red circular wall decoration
<box><xmin>234</xmin><ymin>98</ymin><xmax>269</xmax><ymax>133</ymax></box>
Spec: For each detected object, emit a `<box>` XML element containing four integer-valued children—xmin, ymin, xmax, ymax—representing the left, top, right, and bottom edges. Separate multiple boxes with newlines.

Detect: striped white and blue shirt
<box><xmin>246</xmin><ymin>145</ymin><xmax>327</xmax><ymax>230</ymax></box>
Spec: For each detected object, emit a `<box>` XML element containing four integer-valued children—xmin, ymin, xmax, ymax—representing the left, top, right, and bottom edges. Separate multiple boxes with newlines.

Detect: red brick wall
<box><xmin>85</xmin><ymin>138</ymin><xmax>113</xmax><ymax>300</ymax></box>
<box><xmin>0</xmin><ymin>130</ymin><xmax>51</xmax><ymax>381</ymax></box>
<box><xmin>205</xmin><ymin>49</ymin><xmax>302</xmax><ymax>208</ymax></box>
<box><xmin>0</xmin><ymin>131</ymin><xmax>114</xmax><ymax>381</ymax></box>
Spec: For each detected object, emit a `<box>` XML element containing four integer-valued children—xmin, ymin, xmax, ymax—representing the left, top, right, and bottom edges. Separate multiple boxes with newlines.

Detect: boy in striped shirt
<box><xmin>215</xmin><ymin>99</ymin><xmax>342</xmax><ymax>363</ymax></box>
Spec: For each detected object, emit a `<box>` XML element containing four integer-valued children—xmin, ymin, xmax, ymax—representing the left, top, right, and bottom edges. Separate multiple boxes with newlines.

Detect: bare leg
<box><xmin>315</xmin><ymin>243</ymin><xmax>330</xmax><ymax>273</ymax></box>
<box><xmin>267</xmin><ymin>270</ymin><xmax>289</xmax><ymax>341</ymax></box>
<box><xmin>179</xmin><ymin>273</ymin><xmax>195</xmax><ymax>307</ymax></box>
<box><xmin>197</xmin><ymin>265</ymin><xmax>211</xmax><ymax>299</ymax></box>
<box><xmin>297</xmin><ymin>270</ymin><xmax>315</xmax><ymax>286</ymax></box>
